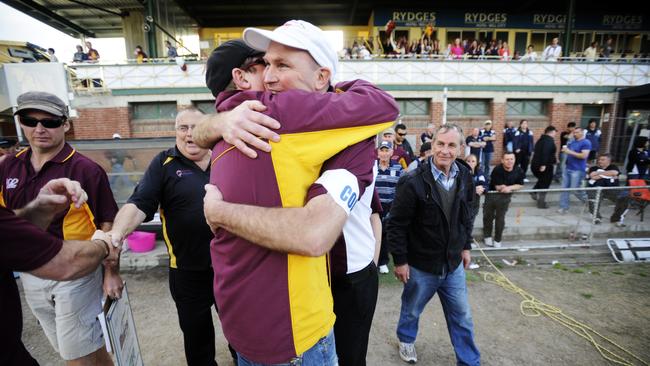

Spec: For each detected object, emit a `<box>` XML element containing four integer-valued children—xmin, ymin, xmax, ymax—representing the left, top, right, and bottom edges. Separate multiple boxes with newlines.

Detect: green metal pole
<box><xmin>563</xmin><ymin>0</ymin><xmax>575</xmax><ymax>58</ymax></box>
<box><xmin>146</xmin><ymin>0</ymin><xmax>157</xmax><ymax>58</ymax></box>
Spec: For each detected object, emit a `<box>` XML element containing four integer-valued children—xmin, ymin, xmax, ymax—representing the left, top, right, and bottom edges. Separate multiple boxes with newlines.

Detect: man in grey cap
<box><xmin>0</xmin><ymin>91</ymin><xmax>119</xmax><ymax>365</ymax></box>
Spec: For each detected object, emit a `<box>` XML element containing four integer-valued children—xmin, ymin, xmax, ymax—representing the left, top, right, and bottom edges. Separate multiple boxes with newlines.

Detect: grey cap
<box><xmin>14</xmin><ymin>91</ymin><xmax>68</xmax><ymax>118</ymax></box>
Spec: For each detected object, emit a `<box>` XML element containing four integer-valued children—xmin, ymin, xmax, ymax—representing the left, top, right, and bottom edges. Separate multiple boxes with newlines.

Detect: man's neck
<box><xmin>503</xmin><ymin>165</ymin><xmax>514</xmax><ymax>172</ymax></box>
<box><xmin>434</xmin><ymin>160</ymin><xmax>451</xmax><ymax>175</ymax></box>
<box><xmin>379</xmin><ymin>160</ymin><xmax>390</xmax><ymax>169</ymax></box>
<box><xmin>30</xmin><ymin>143</ymin><xmax>65</xmax><ymax>172</ymax></box>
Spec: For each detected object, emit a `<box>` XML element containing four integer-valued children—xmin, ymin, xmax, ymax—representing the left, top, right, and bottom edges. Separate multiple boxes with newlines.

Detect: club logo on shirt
<box><xmin>176</xmin><ymin>169</ymin><xmax>193</xmax><ymax>178</ymax></box>
<box><xmin>6</xmin><ymin>178</ymin><xmax>19</xmax><ymax>189</ymax></box>
<box><xmin>339</xmin><ymin>185</ymin><xmax>358</xmax><ymax>210</ymax></box>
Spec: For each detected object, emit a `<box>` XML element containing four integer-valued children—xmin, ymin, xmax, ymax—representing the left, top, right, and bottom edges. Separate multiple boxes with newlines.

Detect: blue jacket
<box><xmin>585</xmin><ymin>128</ymin><xmax>601</xmax><ymax>152</ymax></box>
<box><xmin>503</xmin><ymin>127</ymin><xmax>517</xmax><ymax>148</ymax></box>
<box><xmin>513</xmin><ymin>128</ymin><xmax>534</xmax><ymax>155</ymax></box>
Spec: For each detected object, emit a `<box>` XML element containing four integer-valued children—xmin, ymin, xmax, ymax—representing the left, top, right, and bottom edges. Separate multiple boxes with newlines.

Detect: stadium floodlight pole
<box><xmin>442</xmin><ymin>87</ymin><xmax>448</xmax><ymax>125</ymax></box>
<box><xmin>563</xmin><ymin>0</ymin><xmax>575</xmax><ymax>57</ymax></box>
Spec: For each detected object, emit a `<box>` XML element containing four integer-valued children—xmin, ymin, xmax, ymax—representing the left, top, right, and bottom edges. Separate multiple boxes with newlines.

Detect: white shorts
<box><xmin>21</xmin><ymin>267</ymin><xmax>105</xmax><ymax>360</ymax></box>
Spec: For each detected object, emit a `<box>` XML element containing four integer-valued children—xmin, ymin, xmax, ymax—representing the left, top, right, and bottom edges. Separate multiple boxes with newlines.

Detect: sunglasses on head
<box><xmin>19</xmin><ymin>115</ymin><xmax>66</xmax><ymax>129</ymax></box>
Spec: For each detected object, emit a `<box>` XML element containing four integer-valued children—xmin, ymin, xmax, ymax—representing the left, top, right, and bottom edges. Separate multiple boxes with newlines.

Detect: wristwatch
<box><xmin>91</xmin><ymin>230</ymin><xmax>111</xmax><ymax>259</ymax></box>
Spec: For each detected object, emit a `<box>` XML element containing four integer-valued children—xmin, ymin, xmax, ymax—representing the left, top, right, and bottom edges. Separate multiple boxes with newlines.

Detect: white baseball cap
<box><xmin>243</xmin><ymin>20</ymin><xmax>339</xmax><ymax>80</ymax></box>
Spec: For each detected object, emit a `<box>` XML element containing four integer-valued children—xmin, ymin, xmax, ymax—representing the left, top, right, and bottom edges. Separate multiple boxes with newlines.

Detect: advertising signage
<box><xmin>374</xmin><ymin>9</ymin><xmax>648</xmax><ymax>31</ymax></box>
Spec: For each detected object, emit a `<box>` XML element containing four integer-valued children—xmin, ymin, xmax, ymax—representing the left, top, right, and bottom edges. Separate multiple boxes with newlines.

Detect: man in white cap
<box><xmin>201</xmin><ymin>20</ymin><xmax>398</xmax><ymax>366</ymax></box>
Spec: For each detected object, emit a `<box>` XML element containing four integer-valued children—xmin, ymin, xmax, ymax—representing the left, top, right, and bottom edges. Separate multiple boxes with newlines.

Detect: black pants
<box><xmin>531</xmin><ymin>164</ymin><xmax>554</xmax><ymax>189</ymax></box>
<box><xmin>169</xmin><ymin>268</ymin><xmax>237</xmax><ymax>366</ymax></box>
<box><xmin>587</xmin><ymin>190</ymin><xmax>629</xmax><ymax>222</ymax></box>
<box><xmin>483</xmin><ymin>195</ymin><xmax>511</xmax><ymax>242</ymax></box>
<box><xmin>378</xmin><ymin>203</ymin><xmax>392</xmax><ymax>266</ymax></box>
<box><xmin>332</xmin><ymin>262</ymin><xmax>379</xmax><ymax>366</ymax></box>
<box><xmin>515</xmin><ymin>151</ymin><xmax>530</xmax><ymax>176</ymax></box>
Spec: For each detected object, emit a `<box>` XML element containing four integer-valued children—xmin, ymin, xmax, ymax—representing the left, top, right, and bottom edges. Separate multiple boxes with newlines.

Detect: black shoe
<box><xmin>530</xmin><ymin>192</ymin><xmax>538</xmax><ymax>201</ymax></box>
<box><xmin>537</xmin><ymin>202</ymin><xmax>549</xmax><ymax>209</ymax></box>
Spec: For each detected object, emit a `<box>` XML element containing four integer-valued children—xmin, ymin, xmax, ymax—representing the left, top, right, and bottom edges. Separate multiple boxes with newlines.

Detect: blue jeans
<box><xmin>554</xmin><ymin>152</ymin><xmax>566</xmax><ymax>180</ymax></box>
<box><xmin>397</xmin><ymin>265</ymin><xmax>480</xmax><ymax>366</ymax></box>
<box><xmin>237</xmin><ymin>329</ymin><xmax>337</xmax><ymax>366</ymax></box>
<box><xmin>481</xmin><ymin>151</ymin><xmax>493</xmax><ymax>178</ymax></box>
<box><xmin>560</xmin><ymin>169</ymin><xmax>587</xmax><ymax>210</ymax></box>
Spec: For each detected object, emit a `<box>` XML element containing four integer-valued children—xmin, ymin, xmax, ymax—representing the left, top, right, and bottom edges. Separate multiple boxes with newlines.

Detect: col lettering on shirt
<box><xmin>0</xmin><ymin>143</ymin><xmax>117</xmax><ymax>240</ymax></box>
<box><xmin>566</xmin><ymin>139</ymin><xmax>592</xmax><ymax>172</ymax></box>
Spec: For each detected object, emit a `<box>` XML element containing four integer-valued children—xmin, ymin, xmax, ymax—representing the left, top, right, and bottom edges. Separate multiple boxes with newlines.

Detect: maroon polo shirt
<box><xmin>0</xmin><ymin>143</ymin><xmax>118</xmax><ymax>240</ymax></box>
<box><xmin>0</xmin><ymin>205</ymin><xmax>63</xmax><ymax>365</ymax></box>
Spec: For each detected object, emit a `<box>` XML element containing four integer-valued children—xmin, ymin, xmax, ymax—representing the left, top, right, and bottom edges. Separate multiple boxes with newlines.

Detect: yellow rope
<box><xmin>474</xmin><ymin>240</ymin><xmax>649</xmax><ymax>366</ymax></box>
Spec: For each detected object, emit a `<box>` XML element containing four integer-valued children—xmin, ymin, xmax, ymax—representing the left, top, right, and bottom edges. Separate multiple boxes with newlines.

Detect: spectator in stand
<box><xmin>451</xmin><ymin>38</ymin><xmax>464</xmax><ymax>59</ymax></box>
<box><xmin>513</xmin><ymin>119</ymin><xmax>534</xmax><ymax>182</ymax></box>
<box><xmin>166</xmin><ymin>40</ymin><xmax>178</xmax><ymax>58</ymax></box>
<box><xmin>512</xmin><ymin>50</ymin><xmax>521</xmax><ymax>61</ymax></box>
<box><xmin>395</xmin><ymin>123</ymin><xmax>415</xmax><ymax>162</ymax></box>
<box><xmin>587</xmin><ymin>153</ymin><xmax>629</xmax><ymax>226</ymax></box>
<box><xmin>503</xmin><ymin>120</ymin><xmax>517</xmax><ymax>153</ymax></box>
<box><xmin>479</xmin><ymin>120</ymin><xmax>497</xmax><ymax>177</ymax></box>
<box><xmin>483</xmin><ymin>152</ymin><xmax>525</xmax><ymax>247</ymax></box>
<box><xmin>487</xmin><ymin>40</ymin><xmax>499</xmax><ymax>58</ymax></box>
<box><xmin>499</xmin><ymin>41</ymin><xmax>511</xmax><ymax>61</ymax></box>
<box><xmin>421</xmin><ymin>123</ymin><xmax>434</xmax><ymax>143</ymax></box>
<box><xmin>465</xmin><ymin>153</ymin><xmax>487</xmax><ymax>220</ymax></box>
<box><xmin>468</xmin><ymin>40</ymin><xmax>480</xmax><ymax>59</ymax></box>
<box><xmin>134</xmin><ymin>45</ymin><xmax>148</xmax><ymax>64</ymax></box>
<box><xmin>0</xmin><ymin>137</ymin><xmax>18</xmax><ymax>164</ymax></box>
<box><xmin>554</xmin><ymin>121</ymin><xmax>577</xmax><ymax>183</ymax></box>
<box><xmin>85</xmin><ymin>41</ymin><xmax>99</xmax><ymax>62</ymax></box>
<box><xmin>359</xmin><ymin>45</ymin><xmax>371</xmax><ymax>59</ymax></box>
<box><xmin>73</xmin><ymin>45</ymin><xmax>88</xmax><ymax>63</ymax></box>
<box><xmin>542</xmin><ymin>37</ymin><xmax>562</xmax><ymax>61</ymax></box>
<box><xmin>520</xmin><ymin>45</ymin><xmax>538</xmax><ymax>61</ymax></box>
<box><xmin>602</xmin><ymin>38</ymin><xmax>614</xmax><ymax>61</ymax></box>
<box><xmin>558</xmin><ymin>127</ymin><xmax>591</xmax><ymax>213</ymax></box>
<box><xmin>626</xmin><ymin>137</ymin><xmax>650</xmax><ymax>179</ymax></box>
<box><xmin>584</xmin><ymin>42</ymin><xmax>598</xmax><ymax>62</ymax></box>
<box><xmin>47</xmin><ymin>48</ymin><xmax>58</xmax><ymax>62</ymax></box>
<box><xmin>585</xmin><ymin>118</ymin><xmax>602</xmax><ymax>162</ymax></box>
<box><xmin>407</xmin><ymin>141</ymin><xmax>432</xmax><ymax>172</ymax></box>
<box><xmin>382</xmin><ymin>128</ymin><xmax>410</xmax><ymax>168</ymax></box>
<box><xmin>478</xmin><ymin>41</ymin><xmax>488</xmax><ymax>60</ymax></box>
<box><xmin>465</xmin><ymin>127</ymin><xmax>485</xmax><ymax>160</ymax></box>
<box><xmin>530</xmin><ymin>126</ymin><xmax>558</xmax><ymax>208</ymax></box>
<box><xmin>420</xmin><ymin>38</ymin><xmax>432</xmax><ymax>58</ymax></box>
<box><xmin>375</xmin><ymin>141</ymin><xmax>404</xmax><ymax>275</ymax></box>
<box><xmin>432</xmin><ymin>39</ymin><xmax>441</xmax><ymax>55</ymax></box>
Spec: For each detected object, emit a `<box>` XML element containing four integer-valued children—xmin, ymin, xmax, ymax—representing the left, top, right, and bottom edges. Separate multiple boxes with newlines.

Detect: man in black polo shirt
<box><xmin>586</xmin><ymin>153</ymin><xmax>629</xmax><ymax>226</ymax></box>
<box><xmin>108</xmin><ymin>108</ymin><xmax>235</xmax><ymax>365</ymax></box>
<box><xmin>483</xmin><ymin>152</ymin><xmax>525</xmax><ymax>247</ymax></box>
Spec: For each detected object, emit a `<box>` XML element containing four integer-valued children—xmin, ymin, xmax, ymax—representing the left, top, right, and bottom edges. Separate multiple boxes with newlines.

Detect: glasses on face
<box><xmin>176</xmin><ymin>124</ymin><xmax>196</xmax><ymax>133</ymax></box>
<box><xmin>19</xmin><ymin>115</ymin><xmax>65</xmax><ymax>129</ymax></box>
<box><xmin>397</xmin><ymin>132</ymin><xmax>407</xmax><ymax>137</ymax></box>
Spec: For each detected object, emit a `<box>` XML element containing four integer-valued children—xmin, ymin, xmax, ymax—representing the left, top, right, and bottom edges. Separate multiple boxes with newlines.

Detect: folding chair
<box><xmin>628</xmin><ymin>179</ymin><xmax>650</xmax><ymax>222</ymax></box>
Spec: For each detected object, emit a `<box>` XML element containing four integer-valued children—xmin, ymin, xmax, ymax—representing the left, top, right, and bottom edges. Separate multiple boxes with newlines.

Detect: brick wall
<box><xmin>70</xmin><ymin>107</ymin><xmax>131</xmax><ymax>139</ymax></box>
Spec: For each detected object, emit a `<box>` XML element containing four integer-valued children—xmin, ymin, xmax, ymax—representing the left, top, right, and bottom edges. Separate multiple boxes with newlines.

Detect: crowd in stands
<box><xmin>339</xmin><ymin>35</ymin><xmax>650</xmax><ymax>62</ymax></box>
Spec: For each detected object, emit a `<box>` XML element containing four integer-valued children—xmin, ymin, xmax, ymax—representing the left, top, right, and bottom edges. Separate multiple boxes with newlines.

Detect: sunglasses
<box><xmin>397</xmin><ymin>132</ymin><xmax>407</xmax><ymax>136</ymax></box>
<box><xmin>19</xmin><ymin>115</ymin><xmax>66</xmax><ymax>129</ymax></box>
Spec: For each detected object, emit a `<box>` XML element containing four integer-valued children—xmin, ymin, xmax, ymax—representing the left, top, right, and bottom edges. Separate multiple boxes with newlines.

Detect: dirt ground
<box><xmin>21</xmin><ymin>262</ymin><xmax>650</xmax><ymax>366</ymax></box>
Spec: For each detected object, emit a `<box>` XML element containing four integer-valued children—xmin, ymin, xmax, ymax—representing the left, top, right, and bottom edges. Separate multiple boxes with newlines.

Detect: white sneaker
<box><xmin>524</xmin><ymin>178</ymin><xmax>530</xmax><ymax>183</ymax></box>
<box><xmin>379</xmin><ymin>265</ymin><xmax>389</xmax><ymax>274</ymax></box>
<box><xmin>493</xmin><ymin>241</ymin><xmax>502</xmax><ymax>248</ymax></box>
<box><xmin>469</xmin><ymin>262</ymin><xmax>480</xmax><ymax>269</ymax></box>
<box><xmin>399</xmin><ymin>342</ymin><xmax>418</xmax><ymax>364</ymax></box>
<box><xmin>484</xmin><ymin>237</ymin><xmax>494</xmax><ymax>247</ymax></box>
<box><xmin>557</xmin><ymin>208</ymin><xmax>568</xmax><ymax>214</ymax></box>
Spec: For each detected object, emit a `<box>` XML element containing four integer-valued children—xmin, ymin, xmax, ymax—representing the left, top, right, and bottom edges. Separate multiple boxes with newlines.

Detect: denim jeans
<box><xmin>396</xmin><ymin>265</ymin><xmax>480</xmax><ymax>366</ymax></box>
<box><xmin>481</xmin><ymin>151</ymin><xmax>493</xmax><ymax>178</ymax></box>
<box><xmin>560</xmin><ymin>169</ymin><xmax>587</xmax><ymax>210</ymax></box>
<box><xmin>554</xmin><ymin>152</ymin><xmax>566</xmax><ymax>180</ymax></box>
<box><xmin>237</xmin><ymin>329</ymin><xmax>337</xmax><ymax>366</ymax></box>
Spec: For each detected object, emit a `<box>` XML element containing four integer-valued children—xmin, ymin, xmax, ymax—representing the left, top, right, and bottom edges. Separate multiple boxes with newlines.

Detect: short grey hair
<box><xmin>432</xmin><ymin>123</ymin><xmax>465</xmax><ymax>145</ymax></box>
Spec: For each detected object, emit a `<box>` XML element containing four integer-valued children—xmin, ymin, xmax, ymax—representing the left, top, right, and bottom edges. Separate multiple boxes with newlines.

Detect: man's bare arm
<box><xmin>30</xmin><ymin>239</ymin><xmax>113</xmax><ymax>281</ymax></box>
<box><xmin>193</xmin><ymin>100</ymin><xmax>281</xmax><ymax>157</ymax></box>
<box><xmin>371</xmin><ymin>213</ymin><xmax>382</xmax><ymax>265</ymax></box>
<box><xmin>204</xmin><ymin>185</ymin><xmax>347</xmax><ymax>257</ymax></box>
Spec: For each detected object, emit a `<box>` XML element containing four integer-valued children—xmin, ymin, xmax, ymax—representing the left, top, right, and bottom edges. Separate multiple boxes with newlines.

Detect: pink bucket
<box><xmin>126</xmin><ymin>231</ymin><xmax>156</xmax><ymax>253</ymax></box>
